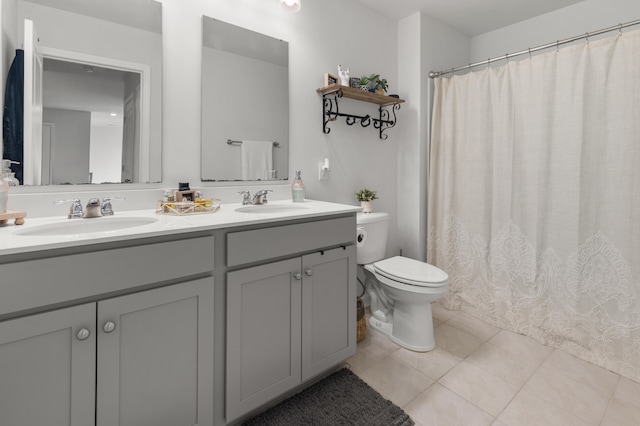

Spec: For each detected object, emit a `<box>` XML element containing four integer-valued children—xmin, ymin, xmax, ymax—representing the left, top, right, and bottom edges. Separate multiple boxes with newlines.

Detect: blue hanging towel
<box><xmin>3</xmin><ymin>49</ymin><xmax>24</xmax><ymax>184</ymax></box>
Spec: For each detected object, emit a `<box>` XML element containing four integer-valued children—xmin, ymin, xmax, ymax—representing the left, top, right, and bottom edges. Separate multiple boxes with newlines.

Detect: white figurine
<box><xmin>338</xmin><ymin>64</ymin><xmax>350</xmax><ymax>86</ymax></box>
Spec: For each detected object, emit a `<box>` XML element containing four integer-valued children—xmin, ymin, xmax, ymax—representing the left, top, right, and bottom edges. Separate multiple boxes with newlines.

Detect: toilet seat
<box><xmin>373</xmin><ymin>256</ymin><xmax>448</xmax><ymax>288</ymax></box>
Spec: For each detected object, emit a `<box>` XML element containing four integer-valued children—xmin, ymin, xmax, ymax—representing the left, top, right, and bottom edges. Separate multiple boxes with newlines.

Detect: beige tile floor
<box><xmin>347</xmin><ymin>303</ymin><xmax>640</xmax><ymax>426</ymax></box>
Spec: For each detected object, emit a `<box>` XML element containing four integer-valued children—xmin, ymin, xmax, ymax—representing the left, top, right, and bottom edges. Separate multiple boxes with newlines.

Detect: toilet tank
<box><xmin>356</xmin><ymin>212</ymin><xmax>389</xmax><ymax>264</ymax></box>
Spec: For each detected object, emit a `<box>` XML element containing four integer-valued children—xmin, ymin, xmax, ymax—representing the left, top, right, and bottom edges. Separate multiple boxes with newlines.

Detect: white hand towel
<box><xmin>241</xmin><ymin>140</ymin><xmax>273</xmax><ymax>180</ymax></box>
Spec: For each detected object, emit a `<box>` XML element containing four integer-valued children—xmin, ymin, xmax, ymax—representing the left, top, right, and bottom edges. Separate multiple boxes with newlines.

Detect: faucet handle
<box><xmin>101</xmin><ymin>196</ymin><xmax>125</xmax><ymax>216</ymax></box>
<box><xmin>54</xmin><ymin>199</ymin><xmax>84</xmax><ymax>219</ymax></box>
<box><xmin>237</xmin><ymin>190</ymin><xmax>252</xmax><ymax>205</ymax></box>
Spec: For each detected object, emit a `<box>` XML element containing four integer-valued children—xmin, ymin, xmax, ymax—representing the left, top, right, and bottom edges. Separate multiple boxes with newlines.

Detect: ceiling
<box><xmin>24</xmin><ymin>0</ymin><xmax>584</xmax><ymax>38</ymax></box>
<box><xmin>23</xmin><ymin>0</ymin><xmax>162</xmax><ymax>33</ymax></box>
<box><xmin>352</xmin><ymin>0</ymin><xmax>585</xmax><ymax>36</ymax></box>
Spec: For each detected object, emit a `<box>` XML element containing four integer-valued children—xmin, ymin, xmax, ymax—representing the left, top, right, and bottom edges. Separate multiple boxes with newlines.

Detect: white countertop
<box><xmin>0</xmin><ymin>199</ymin><xmax>361</xmax><ymax>256</ymax></box>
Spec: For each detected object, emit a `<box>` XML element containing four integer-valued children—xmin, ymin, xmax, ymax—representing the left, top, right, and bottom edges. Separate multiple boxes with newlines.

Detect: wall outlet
<box><xmin>318</xmin><ymin>158</ymin><xmax>330</xmax><ymax>180</ymax></box>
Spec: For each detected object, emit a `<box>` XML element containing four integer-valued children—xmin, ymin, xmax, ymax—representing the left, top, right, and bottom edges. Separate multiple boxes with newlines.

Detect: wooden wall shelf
<box><xmin>317</xmin><ymin>84</ymin><xmax>405</xmax><ymax>106</ymax></box>
<box><xmin>316</xmin><ymin>84</ymin><xmax>405</xmax><ymax>140</ymax></box>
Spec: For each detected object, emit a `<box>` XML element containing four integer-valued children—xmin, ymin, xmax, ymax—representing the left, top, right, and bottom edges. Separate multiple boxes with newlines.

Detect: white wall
<box><xmin>4</xmin><ymin>0</ymin><xmax>411</xmax><ymax>237</ymax></box>
<box><xmin>3</xmin><ymin>0</ymin><xmax>473</xmax><ymax>257</ymax></box>
<box><xmin>471</xmin><ymin>0</ymin><xmax>640</xmax><ymax>62</ymax></box>
<box><xmin>9</xmin><ymin>0</ymin><xmax>634</xmax><ymax>256</ymax></box>
<box><xmin>397</xmin><ymin>13</ymin><xmax>469</xmax><ymax>260</ymax></box>
<box><xmin>162</xmin><ymin>0</ymin><xmax>402</xmax><ymax>254</ymax></box>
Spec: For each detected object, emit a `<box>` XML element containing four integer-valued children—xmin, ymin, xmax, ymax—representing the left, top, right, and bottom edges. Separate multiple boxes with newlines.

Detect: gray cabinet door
<box><xmin>0</xmin><ymin>303</ymin><xmax>96</xmax><ymax>426</ymax></box>
<box><xmin>96</xmin><ymin>277</ymin><xmax>214</xmax><ymax>426</ymax></box>
<box><xmin>226</xmin><ymin>258</ymin><xmax>302</xmax><ymax>423</ymax></box>
<box><xmin>301</xmin><ymin>245</ymin><xmax>357</xmax><ymax>381</ymax></box>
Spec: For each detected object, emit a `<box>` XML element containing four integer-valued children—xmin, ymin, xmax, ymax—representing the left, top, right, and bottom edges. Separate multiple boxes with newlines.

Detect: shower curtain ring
<box><xmin>585</xmin><ymin>32</ymin><xmax>590</xmax><ymax>44</ymax></box>
<box><xmin>528</xmin><ymin>48</ymin><xmax>532</xmax><ymax>59</ymax></box>
<box><xmin>556</xmin><ymin>40</ymin><xmax>560</xmax><ymax>52</ymax></box>
<box><xmin>619</xmin><ymin>23</ymin><xmax>623</xmax><ymax>36</ymax></box>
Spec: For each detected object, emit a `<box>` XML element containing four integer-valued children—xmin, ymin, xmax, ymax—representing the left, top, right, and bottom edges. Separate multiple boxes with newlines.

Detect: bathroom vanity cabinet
<box><xmin>225</xmin><ymin>245</ymin><xmax>356</xmax><ymax>422</ymax></box>
<box><xmin>0</xmin><ymin>201</ymin><xmax>359</xmax><ymax>426</ymax></box>
<box><xmin>223</xmin><ymin>216</ymin><xmax>356</xmax><ymax>423</ymax></box>
<box><xmin>0</xmin><ymin>234</ymin><xmax>215</xmax><ymax>426</ymax></box>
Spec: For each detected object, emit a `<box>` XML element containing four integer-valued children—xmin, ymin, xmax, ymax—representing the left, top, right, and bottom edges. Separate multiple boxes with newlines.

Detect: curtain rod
<box><xmin>429</xmin><ymin>19</ymin><xmax>640</xmax><ymax>78</ymax></box>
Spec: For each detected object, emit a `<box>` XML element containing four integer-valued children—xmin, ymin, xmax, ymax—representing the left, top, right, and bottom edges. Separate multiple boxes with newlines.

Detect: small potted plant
<box><xmin>368</xmin><ymin>74</ymin><xmax>388</xmax><ymax>95</ymax></box>
<box><xmin>355</xmin><ymin>188</ymin><xmax>378</xmax><ymax>213</ymax></box>
<box><xmin>374</xmin><ymin>77</ymin><xmax>388</xmax><ymax>95</ymax></box>
<box><xmin>358</xmin><ymin>76</ymin><xmax>369</xmax><ymax>91</ymax></box>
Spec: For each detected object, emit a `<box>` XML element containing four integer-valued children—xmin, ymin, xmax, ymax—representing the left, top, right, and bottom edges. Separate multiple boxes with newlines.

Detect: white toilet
<box><xmin>357</xmin><ymin>212</ymin><xmax>448</xmax><ymax>352</ymax></box>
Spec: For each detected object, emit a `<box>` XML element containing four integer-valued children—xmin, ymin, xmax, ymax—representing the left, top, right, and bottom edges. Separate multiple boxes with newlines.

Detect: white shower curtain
<box><xmin>428</xmin><ymin>28</ymin><xmax>640</xmax><ymax>381</ymax></box>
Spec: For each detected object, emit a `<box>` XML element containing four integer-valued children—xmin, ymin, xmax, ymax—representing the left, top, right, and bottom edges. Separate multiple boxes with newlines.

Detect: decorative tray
<box><xmin>0</xmin><ymin>210</ymin><xmax>26</xmax><ymax>225</ymax></box>
<box><xmin>155</xmin><ymin>199</ymin><xmax>221</xmax><ymax>216</ymax></box>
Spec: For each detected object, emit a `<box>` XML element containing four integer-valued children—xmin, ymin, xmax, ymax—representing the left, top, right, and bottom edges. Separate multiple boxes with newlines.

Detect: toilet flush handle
<box><xmin>357</xmin><ymin>227</ymin><xmax>367</xmax><ymax>247</ymax></box>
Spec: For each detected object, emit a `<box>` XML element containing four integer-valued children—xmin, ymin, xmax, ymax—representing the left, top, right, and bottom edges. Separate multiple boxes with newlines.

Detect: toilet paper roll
<box><xmin>356</xmin><ymin>227</ymin><xmax>367</xmax><ymax>247</ymax></box>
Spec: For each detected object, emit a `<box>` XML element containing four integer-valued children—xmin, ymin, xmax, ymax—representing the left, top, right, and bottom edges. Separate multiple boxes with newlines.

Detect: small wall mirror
<box><xmin>201</xmin><ymin>16</ymin><xmax>289</xmax><ymax>182</ymax></box>
<box><xmin>2</xmin><ymin>0</ymin><xmax>162</xmax><ymax>185</ymax></box>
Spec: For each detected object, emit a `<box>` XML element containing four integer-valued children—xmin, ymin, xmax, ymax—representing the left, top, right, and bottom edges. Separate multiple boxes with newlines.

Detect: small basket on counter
<box><xmin>155</xmin><ymin>198</ymin><xmax>221</xmax><ymax>216</ymax></box>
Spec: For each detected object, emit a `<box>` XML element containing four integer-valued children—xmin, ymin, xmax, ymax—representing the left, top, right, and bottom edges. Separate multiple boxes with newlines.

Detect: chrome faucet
<box><xmin>54</xmin><ymin>196</ymin><xmax>125</xmax><ymax>219</ymax></box>
<box><xmin>54</xmin><ymin>199</ymin><xmax>84</xmax><ymax>219</ymax></box>
<box><xmin>101</xmin><ymin>196</ymin><xmax>124</xmax><ymax>216</ymax></box>
<box><xmin>251</xmin><ymin>189</ymin><xmax>273</xmax><ymax>205</ymax></box>
<box><xmin>237</xmin><ymin>190</ymin><xmax>252</xmax><ymax>205</ymax></box>
<box><xmin>84</xmin><ymin>198</ymin><xmax>102</xmax><ymax>218</ymax></box>
<box><xmin>237</xmin><ymin>189</ymin><xmax>273</xmax><ymax>205</ymax></box>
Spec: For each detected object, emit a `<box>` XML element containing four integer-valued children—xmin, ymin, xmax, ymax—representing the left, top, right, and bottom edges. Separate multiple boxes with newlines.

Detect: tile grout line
<box><xmin>439</xmin><ymin>314</ymin><xmax>556</xmax><ymax>424</ymax></box>
<box><xmin>598</xmin><ymin>375</ymin><xmax>622</xmax><ymax>426</ymax></box>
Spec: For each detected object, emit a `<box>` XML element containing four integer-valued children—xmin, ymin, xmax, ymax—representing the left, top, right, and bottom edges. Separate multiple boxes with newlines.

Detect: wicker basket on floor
<box><xmin>356</xmin><ymin>297</ymin><xmax>367</xmax><ymax>342</ymax></box>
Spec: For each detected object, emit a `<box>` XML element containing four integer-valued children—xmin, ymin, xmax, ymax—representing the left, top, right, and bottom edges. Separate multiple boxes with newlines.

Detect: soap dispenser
<box><xmin>2</xmin><ymin>160</ymin><xmax>19</xmax><ymax>186</ymax></box>
<box><xmin>0</xmin><ymin>172</ymin><xmax>8</xmax><ymax>214</ymax></box>
<box><xmin>291</xmin><ymin>170</ymin><xmax>305</xmax><ymax>202</ymax></box>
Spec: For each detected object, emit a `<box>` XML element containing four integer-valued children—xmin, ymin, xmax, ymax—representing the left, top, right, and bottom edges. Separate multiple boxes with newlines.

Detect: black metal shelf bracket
<box><xmin>321</xmin><ymin>89</ymin><xmax>401</xmax><ymax>140</ymax></box>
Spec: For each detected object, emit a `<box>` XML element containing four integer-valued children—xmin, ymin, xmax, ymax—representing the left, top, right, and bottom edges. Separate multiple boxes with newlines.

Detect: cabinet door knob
<box><xmin>293</xmin><ymin>272</ymin><xmax>302</xmax><ymax>280</ymax></box>
<box><xmin>76</xmin><ymin>328</ymin><xmax>91</xmax><ymax>341</ymax></box>
<box><xmin>103</xmin><ymin>321</ymin><xmax>116</xmax><ymax>333</ymax></box>
<box><xmin>305</xmin><ymin>268</ymin><xmax>313</xmax><ymax>276</ymax></box>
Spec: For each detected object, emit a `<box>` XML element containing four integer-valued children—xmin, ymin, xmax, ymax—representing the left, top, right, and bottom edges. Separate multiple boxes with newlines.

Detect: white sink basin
<box><xmin>14</xmin><ymin>216</ymin><xmax>159</xmax><ymax>237</ymax></box>
<box><xmin>235</xmin><ymin>204</ymin><xmax>309</xmax><ymax>214</ymax></box>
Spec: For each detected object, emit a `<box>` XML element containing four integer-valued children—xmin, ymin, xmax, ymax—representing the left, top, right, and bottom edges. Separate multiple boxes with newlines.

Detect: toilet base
<box><xmin>368</xmin><ymin>301</ymin><xmax>436</xmax><ymax>352</ymax></box>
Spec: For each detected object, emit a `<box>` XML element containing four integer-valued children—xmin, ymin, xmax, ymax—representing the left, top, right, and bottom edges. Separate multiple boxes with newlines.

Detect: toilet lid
<box><xmin>373</xmin><ymin>256</ymin><xmax>448</xmax><ymax>287</ymax></box>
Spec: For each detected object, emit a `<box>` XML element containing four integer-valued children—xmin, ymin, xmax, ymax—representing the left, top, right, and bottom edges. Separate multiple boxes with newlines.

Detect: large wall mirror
<box><xmin>1</xmin><ymin>0</ymin><xmax>162</xmax><ymax>185</ymax></box>
<box><xmin>201</xmin><ymin>16</ymin><xmax>289</xmax><ymax>182</ymax></box>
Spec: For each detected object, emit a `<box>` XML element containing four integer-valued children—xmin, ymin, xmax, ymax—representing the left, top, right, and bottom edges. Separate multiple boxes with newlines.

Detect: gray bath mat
<box><xmin>243</xmin><ymin>368</ymin><xmax>414</xmax><ymax>426</ymax></box>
